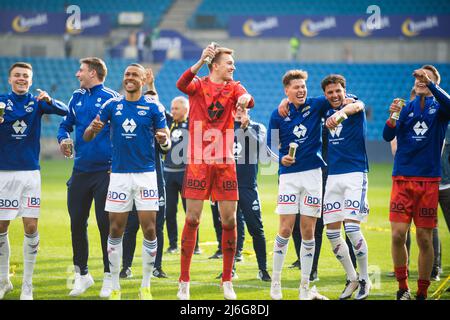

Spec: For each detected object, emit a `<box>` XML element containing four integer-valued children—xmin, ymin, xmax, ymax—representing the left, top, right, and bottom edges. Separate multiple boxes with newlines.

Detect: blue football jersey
<box><xmin>57</xmin><ymin>84</ymin><xmax>120</xmax><ymax>172</ymax></box>
<box><xmin>99</xmin><ymin>95</ymin><xmax>167</xmax><ymax>173</ymax></box>
<box><xmin>383</xmin><ymin>82</ymin><xmax>450</xmax><ymax>178</ymax></box>
<box><xmin>325</xmin><ymin>102</ymin><xmax>369</xmax><ymax>175</ymax></box>
<box><xmin>267</xmin><ymin>96</ymin><xmax>330</xmax><ymax>175</ymax></box>
<box><xmin>0</xmin><ymin>91</ymin><xmax>68</xmax><ymax>170</ymax></box>
<box><xmin>234</xmin><ymin>120</ymin><xmax>266</xmax><ymax>188</ymax></box>
<box><xmin>164</xmin><ymin>113</ymin><xmax>189</xmax><ymax>170</ymax></box>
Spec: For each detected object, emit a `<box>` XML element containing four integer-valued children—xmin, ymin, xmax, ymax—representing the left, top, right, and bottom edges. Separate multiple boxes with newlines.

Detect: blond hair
<box><xmin>282</xmin><ymin>69</ymin><xmax>308</xmax><ymax>87</ymax></box>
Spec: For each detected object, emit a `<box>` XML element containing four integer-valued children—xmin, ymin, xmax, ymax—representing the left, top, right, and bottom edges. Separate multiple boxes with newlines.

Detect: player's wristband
<box><xmin>160</xmin><ymin>139</ymin><xmax>171</xmax><ymax>151</ymax></box>
<box><xmin>385</xmin><ymin>119</ymin><xmax>396</xmax><ymax>128</ymax></box>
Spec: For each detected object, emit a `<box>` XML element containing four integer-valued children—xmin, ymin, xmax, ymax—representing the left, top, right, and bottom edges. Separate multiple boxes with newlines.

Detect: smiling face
<box><xmin>284</xmin><ymin>78</ymin><xmax>307</xmax><ymax>106</ymax></box>
<box><xmin>212</xmin><ymin>53</ymin><xmax>236</xmax><ymax>82</ymax></box>
<box><xmin>76</xmin><ymin>63</ymin><xmax>95</xmax><ymax>89</ymax></box>
<box><xmin>324</xmin><ymin>82</ymin><xmax>346</xmax><ymax>109</ymax></box>
<box><xmin>414</xmin><ymin>68</ymin><xmax>437</xmax><ymax>97</ymax></box>
<box><xmin>9</xmin><ymin>67</ymin><xmax>33</xmax><ymax>95</ymax></box>
<box><xmin>123</xmin><ymin>65</ymin><xmax>145</xmax><ymax>94</ymax></box>
<box><xmin>171</xmin><ymin>99</ymin><xmax>188</xmax><ymax>122</ymax></box>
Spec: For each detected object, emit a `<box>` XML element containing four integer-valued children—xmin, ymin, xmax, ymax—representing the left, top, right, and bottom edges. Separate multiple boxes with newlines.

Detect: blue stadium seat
<box><xmin>189</xmin><ymin>0</ymin><xmax>450</xmax><ymax>29</ymax></box>
<box><xmin>0</xmin><ymin>0</ymin><xmax>174</xmax><ymax>29</ymax></box>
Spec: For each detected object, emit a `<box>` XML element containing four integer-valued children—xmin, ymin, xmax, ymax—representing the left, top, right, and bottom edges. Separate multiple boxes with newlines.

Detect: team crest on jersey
<box><xmin>122</xmin><ymin>118</ymin><xmax>137</xmax><ymax>136</ymax></box>
<box><xmin>329</xmin><ymin>124</ymin><xmax>343</xmax><ymax>138</ymax></box>
<box><xmin>12</xmin><ymin>120</ymin><xmax>27</xmax><ymax>139</ymax></box>
<box><xmin>293</xmin><ymin>124</ymin><xmax>307</xmax><ymax>138</ymax></box>
<box><xmin>171</xmin><ymin>128</ymin><xmax>183</xmax><ymax>141</ymax></box>
<box><xmin>116</xmin><ymin>104</ymin><xmax>123</xmax><ymax>111</ymax></box>
<box><xmin>208</xmin><ymin>101</ymin><xmax>224</xmax><ymax>120</ymax></box>
<box><xmin>413</xmin><ymin>121</ymin><xmax>428</xmax><ymax>136</ymax></box>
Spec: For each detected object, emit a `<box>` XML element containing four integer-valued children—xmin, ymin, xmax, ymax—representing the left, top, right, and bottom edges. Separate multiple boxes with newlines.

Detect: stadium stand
<box><xmin>189</xmin><ymin>0</ymin><xmax>450</xmax><ymax>29</ymax></box>
<box><xmin>0</xmin><ymin>0</ymin><xmax>173</xmax><ymax>28</ymax></box>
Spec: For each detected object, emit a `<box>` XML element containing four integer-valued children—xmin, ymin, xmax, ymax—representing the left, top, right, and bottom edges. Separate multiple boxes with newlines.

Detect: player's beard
<box><xmin>124</xmin><ymin>80</ymin><xmax>141</xmax><ymax>94</ymax></box>
<box><xmin>125</xmin><ymin>87</ymin><xmax>139</xmax><ymax>94</ymax></box>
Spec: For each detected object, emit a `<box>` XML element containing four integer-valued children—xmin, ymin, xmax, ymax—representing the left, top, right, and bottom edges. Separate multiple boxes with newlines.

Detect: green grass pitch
<box><xmin>3</xmin><ymin>160</ymin><xmax>449</xmax><ymax>300</ymax></box>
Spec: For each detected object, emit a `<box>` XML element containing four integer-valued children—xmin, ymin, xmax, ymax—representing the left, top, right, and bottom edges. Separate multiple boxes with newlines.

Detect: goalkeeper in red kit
<box><xmin>175</xmin><ymin>44</ymin><xmax>254</xmax><ymax>300</ymax></box>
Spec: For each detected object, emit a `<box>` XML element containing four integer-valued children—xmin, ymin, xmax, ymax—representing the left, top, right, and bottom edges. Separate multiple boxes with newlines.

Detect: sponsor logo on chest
<box><xmin>412</xmin><ymin>121</ymin><xmax>428</xmax><ymax>141</ymax></box>
<box><xmin>121</xmin><ymin>118</ymin><xmax>137</xmax><ymax>138</ymax></box>
<box><xmin>12</xmin><ymin>120</ymin><xmax>28</xmax><ymax>139</ymax></box>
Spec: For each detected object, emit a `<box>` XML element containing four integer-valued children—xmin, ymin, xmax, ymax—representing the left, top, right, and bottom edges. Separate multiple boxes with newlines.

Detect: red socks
<box><xmin>395</xmin><ymin>265</ymin><xmax>409</xmax><ymax>290</ymax></box>
<box><xmin>221</xmin><ymin>224</ymin><xmax>237</xmax><ymax>282</ymax></box>
<box><xmin>179</xmin><ymin>220</ymin><xmax>199</xmax><ymax>282</ymax></box>
<box><xmin>417</xmin><ymin>279</ymin><xmax>430</xmax><ymax>298</ymax></box>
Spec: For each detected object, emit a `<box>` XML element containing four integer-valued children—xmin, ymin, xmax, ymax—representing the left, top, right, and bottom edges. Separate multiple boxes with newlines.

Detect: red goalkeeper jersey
<box><xmin>176</xmin><ymin>68</ymin><xmax>254</xmax><ymax>162</ymax></box>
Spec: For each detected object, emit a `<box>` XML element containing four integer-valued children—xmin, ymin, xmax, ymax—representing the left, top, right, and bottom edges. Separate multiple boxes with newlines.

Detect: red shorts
<box><xmin>389</xmin><ymin>176</ymin><xmax>439</xmax><ymax>229</ymax></box>
<box><xmin>182</xmin><ymin>161</ymin><xmax>238</xmax><ymax>202</ymax></box>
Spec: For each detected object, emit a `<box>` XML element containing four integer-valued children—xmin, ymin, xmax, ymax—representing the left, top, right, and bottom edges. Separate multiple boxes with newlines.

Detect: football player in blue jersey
<box><xmin>267</xmin><ymin>69</ymin><xmax>330</xmax><ymax>300</ymax></box>
<box><xmin>57</xmin><ymin>57</ymin><xmax>120</xmax><ymax>298</ymax></box>
<box><xmin>383</xmin><ymin>65</ymin><xmax>450</xmax><ymax>300</ymax></box>
<box><xmin>0</xmin><ymin>62</ymin><xmax>68</xmax><ymax>300</ymax></box>
<box><xmin>83</xmin><ymin>63</ymin><xmax>170</xmax><ymax>300</ymax></box>
<box><xmin>121</xmin><ymin>68</ymin><xmax>171</xmax><ymax>279</ymax></box>
<box><xmin>320</xmin><ymin>74</ymin><xmax>370</xmax><ymax>300</ymax></box>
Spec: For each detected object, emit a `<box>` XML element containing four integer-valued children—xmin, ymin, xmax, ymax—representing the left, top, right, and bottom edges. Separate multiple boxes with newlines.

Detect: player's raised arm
<box><xmin>383</xmin><ymin>99</ymin><xmax>403</xmax><ymax>142</ymax></box>
<box><xmin>414</xmin><ymin>68</ymin><xmax>450</xmax><ymax>116</ymax></box>
<box><xmin>176</xmin><ymin>44</ymin><xmax>215</xmax><ymax>95</ymax></box>
<box><xmin>326</xmin><ymin>100</ymin><xmax>364</xmax><ymax>129</ymax></box>
<box><xmin>341</xmin><ymin>100</ymin><xmax>364</xmax><ymax>116</ymax></box>
<box><xmin>144</xmin><ymin>68</ymin><xmax>158</xmax><ymax>99</ymax></box>
<box><xmin>36</xmin><ymin>88</ymin><xmax>68</xmax><ymax>116</ymax></box>
<box><xmin>277</xmin><ymin>98</ymin><xmax>289</xmax><ymax>118</ymax></box>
